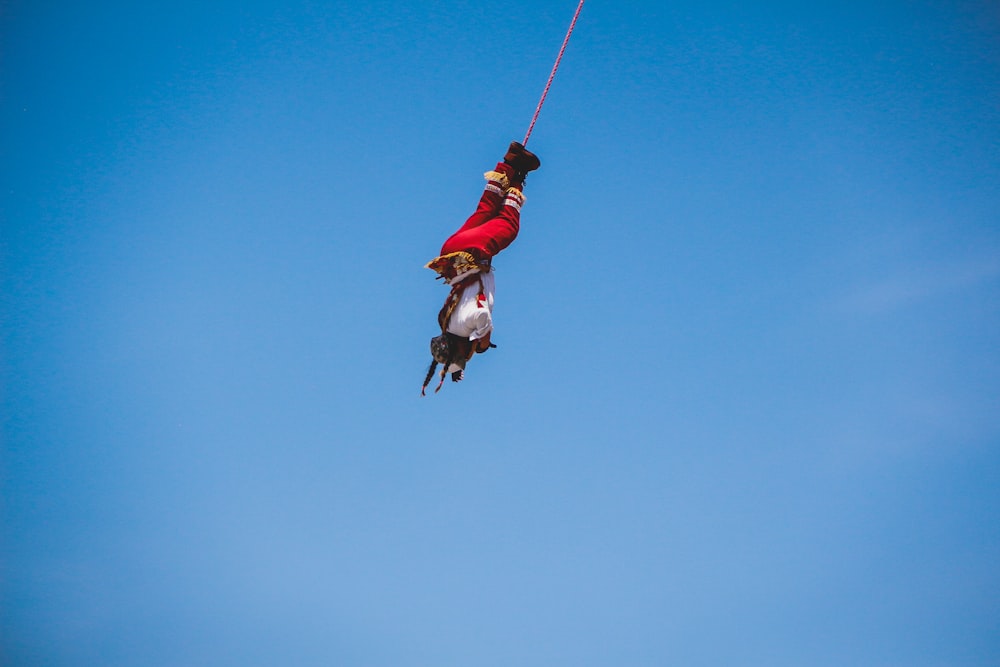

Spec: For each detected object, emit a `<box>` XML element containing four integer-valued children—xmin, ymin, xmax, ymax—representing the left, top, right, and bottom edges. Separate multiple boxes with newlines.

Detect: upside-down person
<box><xmin>421</xmin><ymin>141</ymin><xmax>541</xmax><ymax>395</ymax></box>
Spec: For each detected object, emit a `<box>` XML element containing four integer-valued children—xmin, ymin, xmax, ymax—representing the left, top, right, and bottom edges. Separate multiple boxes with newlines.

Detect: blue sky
<box><xmin>2</xmin><ymin>1</ymin><xmax>999</xmax><ymax>665</ymax></box>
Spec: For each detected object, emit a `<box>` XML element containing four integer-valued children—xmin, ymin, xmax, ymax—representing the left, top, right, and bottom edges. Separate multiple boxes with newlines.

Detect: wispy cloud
<box><xmin>835</xmin><ymin>255</ymin><xmax>1000</xmax><ymax>315</ymax></box>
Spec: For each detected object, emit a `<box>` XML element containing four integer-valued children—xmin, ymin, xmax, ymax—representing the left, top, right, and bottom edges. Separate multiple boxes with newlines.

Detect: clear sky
<box><xmin>2</xmin><ymin>1</ymin><xmax>999</xmax><ymax>665</ymax></box>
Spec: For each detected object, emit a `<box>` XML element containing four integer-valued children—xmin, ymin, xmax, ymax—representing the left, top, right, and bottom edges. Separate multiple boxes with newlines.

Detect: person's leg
<box><xmin>439</xmin><ymin>143</ymin><xmax>539</xmax><ymax>258</ymax></box>
<box><xmin>440</xmin><ymin>163</ymin><xmax>516</xmax><ymax>255</ymax></box>
<box><xmin>439</xmin><ymin>185</ymin><xmax>525</xmax><ymax>258</ymax></box>
<box><xmin>464</xmin><ymin>186</ymin><xmax>525</xmax><ymax>257</ymax></box>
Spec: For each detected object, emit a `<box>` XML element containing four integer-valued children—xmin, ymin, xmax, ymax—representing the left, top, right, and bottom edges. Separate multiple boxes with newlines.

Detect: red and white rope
<box><xmin>522</xmin><ymin>0</ymin><xmax>585</xmax><ymax>146</ymax></box>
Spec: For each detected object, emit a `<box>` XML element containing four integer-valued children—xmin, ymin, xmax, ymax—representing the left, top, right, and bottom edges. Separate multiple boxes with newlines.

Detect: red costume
<box><xmin>422</xmin><ymin>142</ymin><xmax>540</xmax><ymax>395</ymax></box>
<box><xmin>439</xmin><ymin>161</ymin><xmax>524</xmax><ymax>260</ymax></box>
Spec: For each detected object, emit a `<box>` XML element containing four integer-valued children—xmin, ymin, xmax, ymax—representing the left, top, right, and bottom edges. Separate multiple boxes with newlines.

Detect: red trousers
<box><xmin>440</xmin><ymin>162</ymin><xmax>523</xmax><ymax>260</ymax></box>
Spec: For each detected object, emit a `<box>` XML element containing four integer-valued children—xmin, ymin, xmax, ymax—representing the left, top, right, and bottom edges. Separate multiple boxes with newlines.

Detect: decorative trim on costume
<box><xmin>426</xmin><ymin>250</ymin><xmax>489</xmax><ymax>284</ymax></box>
<box><xmin>484</xmin><ymin>170</ymin><xmax>510</xmax><ymax>191</ymax></box>
<box><xmin>503</xmin><ymin>187</ymin><xmax>525</xmax><ymax>212</ymax></box>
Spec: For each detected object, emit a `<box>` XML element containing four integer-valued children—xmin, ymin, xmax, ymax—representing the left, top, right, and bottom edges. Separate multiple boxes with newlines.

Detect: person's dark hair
<box><xmin>421</xmin><ymin>358</ymin><xmax>440</xmax><ymax>396</ymax></box>
<box><xmin>421</xmin><ymin>333</ymin><xmax>469</xmax><ymax>395</ymax></box>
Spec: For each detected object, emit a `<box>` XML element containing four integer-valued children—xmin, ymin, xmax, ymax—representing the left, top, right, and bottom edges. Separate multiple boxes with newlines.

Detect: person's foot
<box><xmin>503</xmin><ymin>141</ymin><xmax>541</xmax><ymax>174</ymax></box>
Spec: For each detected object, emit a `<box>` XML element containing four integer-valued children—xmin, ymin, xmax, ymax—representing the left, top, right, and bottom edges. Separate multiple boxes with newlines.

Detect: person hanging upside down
<box><xmin>422</xmin><ymin>141</ymin><xmax>541</xmax><ymax>395</ymax></box>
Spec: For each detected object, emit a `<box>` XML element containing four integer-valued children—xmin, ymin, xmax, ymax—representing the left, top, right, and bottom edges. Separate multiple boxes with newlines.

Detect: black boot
<box><xmin>503</xmin><ymin>141</ymin><xmax>541</xmax><ymax>179</ymax></box>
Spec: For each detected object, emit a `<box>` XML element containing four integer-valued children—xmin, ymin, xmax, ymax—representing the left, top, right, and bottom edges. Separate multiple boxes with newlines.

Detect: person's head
<box><xmin>422</xmin><ymin>333</ymin><xmax>472</xmax><ymax>395</ymax></box>
<box><xmin>431</xmin><ymin>332</ymin><xmax>474</xmax><ymax>376</ymax></box>
<box><xmin>430</xmin><ymin>332</ymin><xmax>470</xmax><ymax>365</ymax></box>
<box><xmin>422</xmin><ymin>333</ymin><xmax>497</xmax><ymax>395</ymax></box>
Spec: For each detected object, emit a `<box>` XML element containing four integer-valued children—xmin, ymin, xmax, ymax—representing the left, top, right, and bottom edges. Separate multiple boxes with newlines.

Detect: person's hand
<box><xmin>473</xmin><ymin>332</ymin><xmax>493</xmax><ymax>354</ymax></box>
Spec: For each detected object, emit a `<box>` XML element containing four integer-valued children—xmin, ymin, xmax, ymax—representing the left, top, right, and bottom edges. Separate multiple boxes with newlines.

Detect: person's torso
<box><xmin>445</xmin><ymin>270</ymin><xmax>496</xmax><ymax>340</ymax></box>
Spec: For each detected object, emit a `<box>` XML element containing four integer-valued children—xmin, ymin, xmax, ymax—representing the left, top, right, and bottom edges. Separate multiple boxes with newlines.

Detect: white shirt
<box><xmin>445</xmin><ymin>269</ymin><xmax>495</xmax><ymax>341</ymax></box>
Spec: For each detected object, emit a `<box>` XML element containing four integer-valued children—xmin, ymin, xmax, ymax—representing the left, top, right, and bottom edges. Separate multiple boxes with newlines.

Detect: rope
<box><xmin>522</xmin><ymin>0</ymin><xmax>586</xmax><ymax>147</ymax></box>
